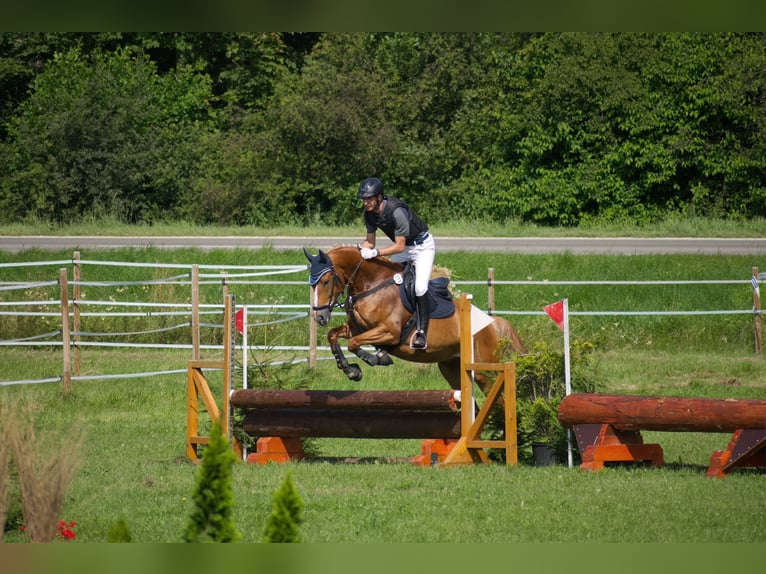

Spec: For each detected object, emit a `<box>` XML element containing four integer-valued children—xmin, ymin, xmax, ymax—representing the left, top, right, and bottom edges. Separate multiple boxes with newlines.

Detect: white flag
<box><xmin>470</xmin><ymin>305</ymin><xmax>495</xmax><ymax>335</ymax></box>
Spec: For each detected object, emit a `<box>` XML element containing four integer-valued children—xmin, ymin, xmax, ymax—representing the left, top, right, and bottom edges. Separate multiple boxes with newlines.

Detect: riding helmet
<box><xmin>357</xmin><ymin>177</ymin><xmax>384</xmax><ymax>199</ymax></box>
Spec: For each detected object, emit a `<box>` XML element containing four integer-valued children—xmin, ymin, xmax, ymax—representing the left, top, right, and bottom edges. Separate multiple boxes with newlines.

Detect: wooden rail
<box><xmin>558</xmin><ymin>393</ymin><xmax>766</xmax><ymax>477</ymax></box>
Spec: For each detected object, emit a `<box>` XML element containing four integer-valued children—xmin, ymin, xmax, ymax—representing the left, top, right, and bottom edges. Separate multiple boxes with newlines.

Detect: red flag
<box><xmin>543</xmin><ymin>300</ymin><xmax>565</xmax><ymax>330</ymax></box>
<box><xmin>234</xmin><ymin>308</ymin><xmax>245</xmax><ymax>334</ymax></box>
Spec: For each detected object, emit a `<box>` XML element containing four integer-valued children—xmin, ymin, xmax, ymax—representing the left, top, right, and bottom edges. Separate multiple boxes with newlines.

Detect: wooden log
<box><xmin>242</xmin><ymin>409</ymin><xmax>462</xmax><ymax>439</ymax></box>
<box><xmin>231</xmin><ymin>389</ymin><xmax>459</xmax><ymax>411</ymax></box>
<box><xmin>558</xmin><ymin>393</ymin><xmax>766</xmax><ymax>433</ymax></box>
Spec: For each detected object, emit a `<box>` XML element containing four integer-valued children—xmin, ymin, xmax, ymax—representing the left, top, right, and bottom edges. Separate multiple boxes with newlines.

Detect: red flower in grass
<box><xmin>19</xmin><ymin>520</ymin><xmax>77</xmax><ymax>541</ymax></box>
<box><xmin>57</xmin><ymin>520</ymin><xmax>77</xmax><ymax>540</ymax></box>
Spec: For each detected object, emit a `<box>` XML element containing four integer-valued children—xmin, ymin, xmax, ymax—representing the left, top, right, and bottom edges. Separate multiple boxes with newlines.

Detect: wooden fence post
<box><xmin>487</xmin><ymin>268</ymin><xmax>495</xmax><ymax>315</ymax></box>
<box><xmin>59</xmin><ymin>268</ymin><xmax>71</xmax><ymax>394</ymax></box>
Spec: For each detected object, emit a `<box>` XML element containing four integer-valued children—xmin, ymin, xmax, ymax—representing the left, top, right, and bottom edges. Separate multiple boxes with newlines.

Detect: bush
<box><xmin>182</xmin><ymin>421</ymin><xmax>241</xmax><ymax>543</ymax></box>
<box><xmin>261</xmin><ymin>472</ymin><xmax>303</xmax><ymax>543</ymax></box>
<box><xmin>492</xmin><ymin>338</ymin><xmax>599</xmax><ymax>465</ymax></box>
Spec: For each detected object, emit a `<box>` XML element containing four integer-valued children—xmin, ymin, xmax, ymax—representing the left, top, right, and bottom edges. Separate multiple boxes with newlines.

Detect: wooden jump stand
<box><xmin>186</xmin><ymin>293</ymin><xmax>517</xmax><ymax>467</ymax></box>
<box><xmin>558</xmin><ymin>393</ymin><xmax>766</xmax><ymax>478</ymax></box>
<box><xmin>186</xmin><ymin>294</ymin><xmax>243</xmax><ymax>462</ymax></box>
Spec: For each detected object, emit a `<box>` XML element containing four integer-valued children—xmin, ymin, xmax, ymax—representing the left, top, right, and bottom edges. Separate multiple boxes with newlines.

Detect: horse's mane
<box><xmin>327</xmin><ymin>245</ymin><xmax>403</xmax><ymax>272</ymax></box>
<box><xmin>327</xmin><ymin>244</ymin><xmax>453</xmax><ymax>281</ymax></box>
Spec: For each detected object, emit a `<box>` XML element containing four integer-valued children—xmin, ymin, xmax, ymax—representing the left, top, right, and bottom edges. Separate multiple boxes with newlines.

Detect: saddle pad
<box><xmin>398</xmin><ymin>276</ymin><xmax>455</xmax><ymax>319</ymax></box>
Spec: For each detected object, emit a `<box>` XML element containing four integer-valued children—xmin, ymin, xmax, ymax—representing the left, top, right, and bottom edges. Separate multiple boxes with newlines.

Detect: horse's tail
<box><xmin>492</xmin><ymin>315</ymin><xmax>527</xmax><ymax>357</ymax></box>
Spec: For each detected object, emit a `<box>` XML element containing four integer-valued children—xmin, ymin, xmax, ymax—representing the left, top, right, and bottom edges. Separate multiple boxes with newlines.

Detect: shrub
<box><xmin>182</xmin><ymin>421</ymin><xmax>241</xmax><ymax>543</ymax></box>
<box><xmin>261</xmin><ymin>472</ymin><xmax>304</xmax><ymax>543</ymax></box>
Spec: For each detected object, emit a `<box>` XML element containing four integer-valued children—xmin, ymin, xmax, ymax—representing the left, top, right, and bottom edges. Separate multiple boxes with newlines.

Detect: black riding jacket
<box><xmin>364</xmin><ymin>196</ymin><xmax>428</xmax><ymax>245</ymax></box>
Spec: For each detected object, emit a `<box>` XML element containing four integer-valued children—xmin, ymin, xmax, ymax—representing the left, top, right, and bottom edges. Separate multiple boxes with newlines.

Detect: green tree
<box><xmin>182</xmin><ymin>421</ymin><xmax>241</xmax><ymax>543</ymax></box>
<box><xmin>0</xmin><ymin>46</ymin><xmax>215</xmax><ymax>223</ymax></box>
<box><xmin>261</xmin><ymin>472</ymin><xmax>303</xmax><ymax>543</ymax></box>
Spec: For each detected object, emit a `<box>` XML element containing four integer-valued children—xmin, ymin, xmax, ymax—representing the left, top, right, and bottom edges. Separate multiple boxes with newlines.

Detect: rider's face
<box><xmin>362</xmin><ymin>195</ymin><xmax>381</xmax><ymax>213</ymax></box>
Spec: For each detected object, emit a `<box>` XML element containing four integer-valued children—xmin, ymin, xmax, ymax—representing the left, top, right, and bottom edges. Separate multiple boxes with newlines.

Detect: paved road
<box><xmin>2</xmin><ymin>235</ymin><xmax>766</xmax><ymax>255</ymax></box>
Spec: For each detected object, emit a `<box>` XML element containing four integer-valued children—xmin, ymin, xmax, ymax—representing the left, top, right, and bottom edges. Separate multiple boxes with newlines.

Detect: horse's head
<box><xmin>304</xmin><ymin>247</ymin><xmax>344</xmax><ymax>326</ymax></box>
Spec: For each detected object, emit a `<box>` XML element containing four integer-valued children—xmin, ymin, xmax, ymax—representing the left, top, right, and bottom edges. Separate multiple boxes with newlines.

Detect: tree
<box><xmin>261</xmin><ymin>472</ymin><xmax>303</xmax><ymax>543</ymax></box>
<box><xmin>182</xmin><ymin>421</ymin><xmax>241</xmax><ymax>543</ymax></box>
<box><xmin>0</xmin><ymin>46</ymin><xmax>215</xmax><ymax>223</ymax></box>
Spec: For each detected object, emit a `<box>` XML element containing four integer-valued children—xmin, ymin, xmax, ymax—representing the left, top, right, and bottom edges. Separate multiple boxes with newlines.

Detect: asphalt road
<box><xmin>2</xmin><ymin>235</ymin><xmax>766</xmax><ymax>255</ymax></box>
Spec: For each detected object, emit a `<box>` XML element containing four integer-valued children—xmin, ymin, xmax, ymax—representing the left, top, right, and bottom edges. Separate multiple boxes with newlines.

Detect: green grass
<box><xmin>1</xmin><ymin>346</ymin><xmax>765</xmax><ymax>543</ymax></box>
<box><xmin>3</xmin><ymin>214</ymin><xmax>766</xmax><ymax>238</ymax></box>
<box><xmin>2</xmin><ymin>239</ymin><xmax>766</xmax><ymax>544</ymax></box>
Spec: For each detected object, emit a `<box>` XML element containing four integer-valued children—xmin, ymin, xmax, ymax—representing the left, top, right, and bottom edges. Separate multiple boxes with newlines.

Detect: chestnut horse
<box><xmin>303</xmin><ymin>246</ymin><xmax>526</xmax><ymax>393</ymax></box>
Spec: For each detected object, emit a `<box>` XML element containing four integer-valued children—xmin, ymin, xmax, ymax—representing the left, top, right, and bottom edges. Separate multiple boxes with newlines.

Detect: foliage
<box><xmin>182</xmin><ymin>421</ymin><xmax>241</xmax><ymax>543</ymax></box>
<box><xmin>2</xmin><ymin>33</ymin><xmax>766</xmax><ymax>227</ymax></box>
<box><xmin>0</xmin><ymin>45</ymin><xmax>215</xmax><ymax>224</ymax></box>
<box><xmin>1</xmin><ymin>400</ymin><xmax>83</xmax><ymax>542</ymax></box>
<box><xmin>261</xmin><ymin>471</ymin><xmax>304</xmax><ymax>543</ymax></box>
<box><xmin>495</xmin><ymin>339</ymin><xmax>599</xmax><ymax>464</ymax></box>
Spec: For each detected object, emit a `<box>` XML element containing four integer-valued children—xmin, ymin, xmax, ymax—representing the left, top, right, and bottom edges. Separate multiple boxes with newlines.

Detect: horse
<box><xmin>303</xmin><ymin>245</ymin><xmax>526</xmax><ymax>394</ymax></box>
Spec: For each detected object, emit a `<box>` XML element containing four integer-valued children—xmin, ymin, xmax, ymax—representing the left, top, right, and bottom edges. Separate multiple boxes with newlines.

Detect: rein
<box><xmin>311</xmin><ymin>258</ymin><xmax>396</xmax><ymax>313</ymax></box>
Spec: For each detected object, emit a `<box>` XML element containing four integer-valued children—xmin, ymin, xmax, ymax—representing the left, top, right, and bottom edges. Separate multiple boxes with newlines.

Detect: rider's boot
<box><xmin>411</xmin><ymin>295</ymin><xmax>429</xmax><ymax>350</ymax></box>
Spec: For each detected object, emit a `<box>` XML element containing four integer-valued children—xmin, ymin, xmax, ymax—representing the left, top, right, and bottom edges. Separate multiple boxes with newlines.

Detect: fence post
<box><xmin>73</xmin><ymin>251</ymin><xmax>81</xmax><ymax>376</ymax></box>
<box><xmin>487</xmin><ymin>267</ymin><xmax>495</xmax><ymax>315</ymax></box>
<box><xmin>191</xmin><ymin>264</ymin><xmax>200</xmax><ymax>360</ymax></box>
<box><xmin>59</xmin><ymin>268</ymin><xmax>72</xmax><ymax>394</ymax></box>
<box><xmin>754</xmin><ymin>266</ymin><xmax>762</xmax><ymax>355</ymax></box>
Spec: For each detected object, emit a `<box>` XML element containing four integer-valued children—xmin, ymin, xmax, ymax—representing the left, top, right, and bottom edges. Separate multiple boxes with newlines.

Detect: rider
<box><xmin>356</xmin><ymin>177</ymin><xmax>435</xmax><ymax>350</ymax></box>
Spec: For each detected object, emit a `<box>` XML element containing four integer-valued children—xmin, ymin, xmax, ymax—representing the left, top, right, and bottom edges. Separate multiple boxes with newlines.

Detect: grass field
<box><xmin>1</xmin><ymin>345</ymin><xmax>765</xmax><ymax>544</ymax></box>
<box><xmin>2</xmin><ymin>236</ymin><xmax>766</xmax><ymax>545</ymax></box>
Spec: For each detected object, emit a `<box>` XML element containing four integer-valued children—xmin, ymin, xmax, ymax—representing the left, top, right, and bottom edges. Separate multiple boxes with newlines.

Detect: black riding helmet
<box><xmin>357</xmin><ymin>177</ymin><xmax>384</xmax><ymax>199</ymax></box>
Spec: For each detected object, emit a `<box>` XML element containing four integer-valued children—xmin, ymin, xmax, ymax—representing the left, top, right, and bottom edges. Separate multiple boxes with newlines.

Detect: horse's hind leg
<box><xmin>437</xmin><ymin>359</ymin><xmax>462</xmax><ymax>391</ymax></box>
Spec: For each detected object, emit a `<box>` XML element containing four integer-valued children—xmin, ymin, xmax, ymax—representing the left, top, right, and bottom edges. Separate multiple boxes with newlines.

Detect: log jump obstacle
<box><xmin>232</xmin><ymin>388</ymin><xmax>463</xmax><ymax>465</ymax></box>
<box><xmin>557</xmin><ymin>393</ymin><xmax>766</xmax><ymax>477</ymax></box>
<box><xmin>186</xmin><ymin>293</ymin><xmax>518</xmax><ymax>466</ymax></box>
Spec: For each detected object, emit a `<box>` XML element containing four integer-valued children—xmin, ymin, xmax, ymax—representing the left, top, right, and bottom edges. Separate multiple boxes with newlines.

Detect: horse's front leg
<box><xmin>348</xmin><ymin>325</ymin><xmax>399</xmax><ymax>367</ymax></box>
<box><xmin>327</xmin><ymin>323</ymin><xmax>363</xmax><ymax>382</ymax></box>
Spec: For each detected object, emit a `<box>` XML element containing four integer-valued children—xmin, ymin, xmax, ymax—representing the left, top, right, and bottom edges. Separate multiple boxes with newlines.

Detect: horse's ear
<box><xmin>303</xmin><ymin>247</ymin><xmax>315</xmax><ymax>263</ymax></box>
<box><xmin>318</xmin><ymin>249</ymin><xmax>329</xmax><ymax>263</ymax></box>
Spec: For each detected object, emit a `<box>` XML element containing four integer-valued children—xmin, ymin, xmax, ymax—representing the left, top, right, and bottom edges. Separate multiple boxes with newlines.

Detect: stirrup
<box><xmin>410</xmin><ymin>330</ymin><xmax>427</xmax><ymax>350</ymax></box>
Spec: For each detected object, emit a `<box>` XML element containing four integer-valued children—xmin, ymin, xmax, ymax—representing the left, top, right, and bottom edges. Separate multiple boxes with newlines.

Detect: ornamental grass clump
<box><xmin>4</xmin><ymin>402</ymin><xmax>82</xmax><ymax>543</ymax></box>
<box><xmin>0</xmin><ymin>434</ymin><xmax>9</xmax><ymax>542</ymax></box>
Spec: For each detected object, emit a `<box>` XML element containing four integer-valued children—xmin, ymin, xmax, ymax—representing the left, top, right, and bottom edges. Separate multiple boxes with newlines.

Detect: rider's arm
<box><xmin>376</xmin><ymin>236</ymin><xmax>406</xmax><ymax>257</ymax></box>
<box><xmin>375</xmin><ymin>208</ymin><xmax>409</xmax><ymax>256</ymax></box>
<box><xmin>360</xmin><ymin>231</ymin><xmax>377</xmax><ymax>249</ymax></box>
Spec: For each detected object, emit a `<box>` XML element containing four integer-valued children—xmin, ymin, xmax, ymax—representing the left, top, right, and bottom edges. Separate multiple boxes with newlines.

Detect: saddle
<box><xmin>397</xmin><ymin>262</ymin><xmax>455</xmax><ymax>319</ymax></box>
<box><xmin>392</xmin><ymin>263</ymin><xmax>455</xmax><ymax>346</ymax></box>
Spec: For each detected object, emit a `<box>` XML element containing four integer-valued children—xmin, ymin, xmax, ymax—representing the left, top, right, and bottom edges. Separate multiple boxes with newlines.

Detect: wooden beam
<box><xmin>231</xmin><ymin>389</ymin><xmax>459</xmax><ymax>411</ymax></box>
<box><xmin>559</xmin><ymin>393</ymin><xmax>766</xmax><ymax>432</ymax></box>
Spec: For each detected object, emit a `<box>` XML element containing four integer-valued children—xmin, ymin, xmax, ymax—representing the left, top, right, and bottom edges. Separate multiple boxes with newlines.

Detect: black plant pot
<box><xmin>532</xmin><ymin>442</ymin><xmax>556</xmax><ymax>466</ymax></box>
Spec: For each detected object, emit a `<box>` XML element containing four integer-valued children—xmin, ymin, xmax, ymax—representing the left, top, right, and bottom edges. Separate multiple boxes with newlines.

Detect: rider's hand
<box><xmin>360</xmin><ymin>247</ymin><xmax>379</xmax><ymax>259</ymax></box>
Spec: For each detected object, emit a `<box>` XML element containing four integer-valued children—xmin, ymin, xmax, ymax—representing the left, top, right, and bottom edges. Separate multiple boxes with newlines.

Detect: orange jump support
<box><xmin>558</xmin><ymin>393</ymin><xmax>766</xmax><ymax>477</ymax></box>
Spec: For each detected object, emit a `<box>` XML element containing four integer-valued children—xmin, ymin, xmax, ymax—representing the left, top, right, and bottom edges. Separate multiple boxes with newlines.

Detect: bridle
<box><xmin>310</xmin><ymin>257</ymin><xmax>397</xmax><ymax>314</ymax></box>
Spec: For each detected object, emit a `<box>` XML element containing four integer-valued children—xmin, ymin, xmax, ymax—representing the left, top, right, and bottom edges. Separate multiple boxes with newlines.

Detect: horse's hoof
<box><xmin>375</xmin><ymin>350</ymin><xmax>393</xmax><ymax>366</ymax></box>
<box><xmin>346</xmin><ymin>364</ymin><xmax>363</xmax><ymax>381</ymax></box>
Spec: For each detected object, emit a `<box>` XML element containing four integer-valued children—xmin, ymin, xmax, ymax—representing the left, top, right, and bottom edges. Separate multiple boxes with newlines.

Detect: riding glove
<box><xmin>360</xmin><ymin>247</ymin><xmax>379</xmax><ymax>259</ymax></box>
